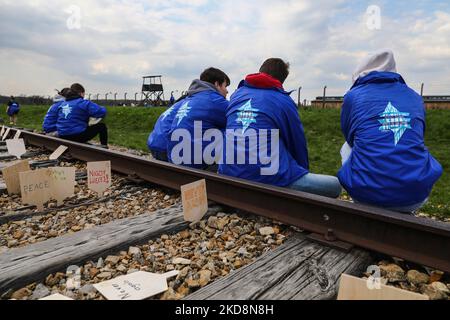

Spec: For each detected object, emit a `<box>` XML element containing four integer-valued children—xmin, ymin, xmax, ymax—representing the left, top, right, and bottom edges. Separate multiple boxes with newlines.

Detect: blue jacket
<box><xmin>147</xmin><ymin>100</ymin><xmax>184</xmax><ymax>152</ymax></box>
<box><xmin>218</xmin><ymin>73</ymin><xmax>309</xmax><ymax>187</ymax></box>
<box><xmin>338</xmin><ymin>71</ymin><xmax>442</xmax><ymax>207</ymax></box>
<box><xmin>167</xmin><ymin>80</ymin><xmax>228</xmax><ymax>169</ymax></box>
<box><xmin>43</xmin><ymin>100</ymin><xmax>64</xmax><ymax>133</ymax></box>
<box><xmin>56</xmin><ymin>97</ymin><xmax>106</xmax><ymax>136</ymax></box>
<box><xmin>7</xmin><ymin>101</ymin><xmax>20</xmax><ymax>115</ymax></box>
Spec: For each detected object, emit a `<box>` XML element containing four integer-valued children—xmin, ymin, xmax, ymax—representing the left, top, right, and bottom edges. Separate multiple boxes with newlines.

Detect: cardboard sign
<box><xmin>337</xmin><ymin>274</ymin><xmax>429</xmax><ymax>300</ymax></box>
<box><xmin>94</xmin><ymin>271</ymin><xmax>178</xmax><ymax>300</ymax></box>
<box><xmin>87</xmin><ymin>161</ymin><xmax>111</xmax><ymax>194</ymax></box>
<box><xmin>6</xmin><ymin>139</ymin><xmax>26</xmax><ymax>159</ymax></box>
<box><xmin>13</xmin><ymin>130</ymin><xmax>22</xmax><ymax>140</ymax></box>
<box><xmin>1</xmin><ymin>160</ymin><xmax>30</xmax><ymax>195</ymax></box>
<box><xmin>181</xmin><ymin>179</ymin><xmax>208</xmax><ymax>223</ymax></box>
<box><xmin>19</xmin><ymin>169</ymin><xmax>53</xmax><ymax>211</ymax></box>
<box><xmin>49</xmin><ymin>167</ymin><xmax>76</xmax><ymax>206</ymax></box>
<box><xmin>49</xmin><ymin>145</ymin><xmax>68</xmax><ymax>160</ymax></box>
<box><xmin>39</xmin><ymin>294</ymin><xmax>73</xmax><ymax>301</ymax></box>
<box><xmin>2</xmin><ymin>128</ymin><xmax>11</xmax><ymax>141</ymax></box>
<box><xmin>0</xmin><ymin>126</ymin><xmax>4</xmax><ymax>137</ymax></box>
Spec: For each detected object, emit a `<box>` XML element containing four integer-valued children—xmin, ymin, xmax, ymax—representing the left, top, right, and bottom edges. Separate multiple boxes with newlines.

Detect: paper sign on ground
<box><xmin>1</xmin><ymin>160</ymin><xmax>30</xmax><ymax>195</ymax></box>
<box><xmin>87</xmin><ymin>161</ymin><xmax>111</xmax><ymax>194</ymax></box>
<box><xmin>39</xmin><ymin>294</ymin><xmax>73</xmax><ymax>300</ymax></box>
<box><xmin>13</xmin><ymin>130</ymin><xmax>22</xmax><ymax>140</ymax></box>
<box><xmin>94</xmin><ymin>271</ymin><xmax>178</xmax><ymax>300</ymax></box>
<box><xmin>6</xmin><ymin>139</ymin><xmax>26</xmax><ymax>159</ymax></box>
<box><xmin>2</xmin><ymin>128</ymin><xmax>11</xmax><ymax>141</ymax></box>
<box><xmin>49</xmin><ymin>145</ymin><xmax>68</xmax><ymax>160</ymax></box>
<box><xmin>19</xmin><ymin>169</ymin><xmax>53</xmax><ymax>211</ymax></box>
<box><xmin>181</xmin><ymin>179</ymin><xmax>208</xmax><ymax>222</ymax></box>
<box><xmin>337</xmin><ymin>274</ymin><xmax>429</xmax><ymax>300</ymax></box>
<box><xmin>49</xmin><ymin>167</ymin><xmax>76</xmax><ymax>206</ymax></box>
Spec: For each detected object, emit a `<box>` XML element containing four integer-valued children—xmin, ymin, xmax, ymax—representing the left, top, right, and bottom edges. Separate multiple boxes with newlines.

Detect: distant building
<box><xmin>311</xmin><ymin>96</ymin><xmax>450</xmax><ymax>109</ymax></box>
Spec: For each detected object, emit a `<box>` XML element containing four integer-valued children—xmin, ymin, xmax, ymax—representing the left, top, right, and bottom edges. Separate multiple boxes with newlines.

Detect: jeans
<box><xmin>355</xmin><ymin>198</ymin><xmax>429</xmax><ymax>214</ymax></box>
<box><xmin>289</xmin><ymin>173</ymin><xmax>342</xmax><ymax>198</ymax></box>
<box><xmin>60</xmin><ymin>123</ymin><xmax>108</xmax><ymax>145</ymax></box>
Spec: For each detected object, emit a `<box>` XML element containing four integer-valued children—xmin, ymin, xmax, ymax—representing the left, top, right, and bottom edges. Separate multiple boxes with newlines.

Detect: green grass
<box><xmin>1</xmin><ymin>105</ymin><xmax>449</xmax><ymax>218</ymax></box>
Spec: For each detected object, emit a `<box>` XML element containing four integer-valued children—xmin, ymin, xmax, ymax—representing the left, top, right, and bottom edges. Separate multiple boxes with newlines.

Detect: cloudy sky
<box><xmin>1</xmin><ymin>0</ymin><xmax>450</xmax><ymax>102</ymax></box>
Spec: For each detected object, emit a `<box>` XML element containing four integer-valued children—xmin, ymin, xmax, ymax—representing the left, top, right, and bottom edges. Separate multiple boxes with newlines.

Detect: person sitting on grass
<box><xmin>147</xmin><ymin>97</ymin><xmax>186</xmax><ymax>162</ymax></box>
<box><xmin>6</xmin><ymin>96</ymin><xmax>20</xmax><ymax>125</ymax></box>
<box><xmin>219</xmin><ymin>58</ymin><xmax>342</xmax><ymax>198</ymax></box>
<box><xmin>167</xmin><ymin>67</ymin><xmax>230</xmax><ymax>171</ymax></box>
<box><xmin>338</xmin><ymin>49</ymin><xmax>443</xmax><ymax>213</ymax></box>
<box><xmin>42</xmin><ymin>88</ymin><xmax>71</xmax><ymax>136</ymax></box>
<box><xmin>56</xmin><ymin>83</ymin><xmax>109</xmax><ymax>148</ymax></box>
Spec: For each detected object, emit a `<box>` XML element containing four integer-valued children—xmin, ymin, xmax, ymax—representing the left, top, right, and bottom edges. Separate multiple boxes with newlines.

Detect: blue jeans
<box><xmin>355</xmin><ymin>198</ymin><xmax>429</xmax><ymax>214</ymax></box>
<box><xmin>289</xmin><ymin>173</ymin><xmax>342</xmax><ymax>198</ymax></box>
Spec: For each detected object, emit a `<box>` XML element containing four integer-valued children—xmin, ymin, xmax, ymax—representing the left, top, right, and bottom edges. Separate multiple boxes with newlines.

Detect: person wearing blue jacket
<box><xmin>42</xmin><ymin>88</ymin><xmax>71</xmax><ymax>135</ymax></box>
<box><xmin>147</xmin><ymin>99</ymin><xmax>184</xmax><ymax>161</ymax></box>
<box><xmin>167</xmin><ymin>67</ymin><xmax>230</xmax><ymax>170</ymax></box>
<box><xmin>57</xmin><ymin>83</ymin><xmax>108</xmax><ymax>147</ymax></box>
<box><xmin>219</xmin><ymin>58</ymin><xmax>342</xmax><ymax>198</ymax></box>
<box><xmin>6</xmin><ymin>97</ymin><xmax>20</xmax><ymax>125</ymax></box>
<box><xmin>338</xmin><ymin>50</ymin><xmax>443</xmax><ymax>213</ymax></box>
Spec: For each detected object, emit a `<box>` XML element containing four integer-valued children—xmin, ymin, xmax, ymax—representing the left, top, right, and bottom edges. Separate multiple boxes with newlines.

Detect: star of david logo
<box><xmin>378</xmin><ymin>102</ymin><xmax>411</xmax><ymax>146</ymax></box>
<box><xmin>236</xmin><ymin>99</ymin><xmax>259</xmax><ymax>133</ymax></box>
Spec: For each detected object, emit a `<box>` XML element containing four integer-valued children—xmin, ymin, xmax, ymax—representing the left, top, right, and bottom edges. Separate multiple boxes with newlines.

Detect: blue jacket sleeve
<box><xmin>42</xmin><ymin>104</ymin><xmax>59</xmax><ymax>133</ymax></box>
<box><xmin>210</xmin><ymin>94</ymin><xmax>229</xmax><ymax>129</ymax></box>
<box><xmin>277</xmin><ymin>98</ymin><xmax>309</xmax><ymax>170</ymax></box>
<box><xmin>86</xmin><ymin>101</ymin><xmax>107</xmax><ymax>118</ymax></box>
<box><xmin>341</xmin><ymin>92</ymin><xmax>355</xmax><ymax>147</ymax></box>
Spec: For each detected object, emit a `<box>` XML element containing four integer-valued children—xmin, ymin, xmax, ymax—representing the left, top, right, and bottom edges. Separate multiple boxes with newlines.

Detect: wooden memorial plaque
<box><xmin>87</xmin><ymin>161</ymin><xmax>112</xmax><ymax>194</ymax></box>
<box><xmin>13</xmin><ymin>130</ymin><xmax>22</xmax><ymax>140</ymax></box>
<box><xmin>6</xmin><ymin>139</ymin><xmax>26</xmax><ymax>159</ymax></box>
<box><xmin>1</xmin><ymin>160</ymin><xmax>30</xmax><ymax>195</ymax></box>
<box><xmin>2</xmin><ymin>128</ymin><xmax>11</xmax><ymax>141</ymax></box>
<box><xmin>19</xmin><ymin>169</ymin><xmax>53</xmax><ymax>211</ymax></box>
<box><xmin>181</xmin><ymin>179</ymin><xmax>208</xmax><ymax>222</ymax></box>
<box><xmin>49</xmin><ymin>167</ymin><xmax>76</xmax><ymax>206</ymax></box>
<box><xmin>49</xmin><ymin>145</ymin><xmax>68</xmax><ymax>160</ymax></box>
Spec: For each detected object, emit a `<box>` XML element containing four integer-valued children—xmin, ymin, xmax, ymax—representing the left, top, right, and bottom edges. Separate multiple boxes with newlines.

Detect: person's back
<box><xmin>339</xmin><ymin>51</ymin><xmax>442</xmax><ymax>211</ymax></box>
<box><xmin>167</xmin><ymin>68</ymin><xmax>230</xmax><ymax>170</ymax></box>
<box><xmin>43</xmin><ymin>88</ymin><xmax>70</xmax><ymax>134</ymax></box>
<box><xmin>219</xmin><ymin>72</ymin><xmax>309</xmax><ymax>187</ymax></box>
<box><xmin>147</xmin><ymin>99</ymin><xmax>184</xmax><ymax>161</ymax></box>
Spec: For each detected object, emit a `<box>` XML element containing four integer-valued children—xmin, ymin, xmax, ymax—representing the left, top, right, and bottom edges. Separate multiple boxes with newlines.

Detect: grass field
<box><xmin>1</xmin><ymin>105</ymin><xmax>449</xmax><ymax>218</ymax></box>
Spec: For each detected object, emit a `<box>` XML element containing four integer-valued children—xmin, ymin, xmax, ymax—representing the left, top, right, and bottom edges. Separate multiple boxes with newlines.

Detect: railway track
<box><xmin>0</xmin><ymin>126</ymin><xmax>449</xmax><ymax>300</ymax></box>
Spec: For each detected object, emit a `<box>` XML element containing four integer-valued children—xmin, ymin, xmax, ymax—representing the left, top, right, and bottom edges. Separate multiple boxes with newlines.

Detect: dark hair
<box><xmin>70</xmin><ymin>83</ymin><xmax>85</xmax><ymax>95</ymax></box>
<box><xmin>200</xmin><ymin>67</ymin><xmax>230</xmax><ymax>86</ymax></box>
<box><xmin>10</xmin><ymin>96</ymin><xmax>15</xmax><ymax>101</ymax></box>
<box><xmin>259</xmin><ymin>58</ymin><xmax>290</xmax><ymax>84</ymax></box>
<box><xmin>58</xmin><ymin>88</ymin><xmax>71</xmax><ymax>98</ymax></box>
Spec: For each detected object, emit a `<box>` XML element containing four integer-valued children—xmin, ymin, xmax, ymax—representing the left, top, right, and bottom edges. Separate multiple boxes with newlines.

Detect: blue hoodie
<box><xmin>43</xmin><ymin>99</ymin><xmax>65</xmax><ymax>133</ymax></box>
<box><xmin>147</xmin><ymin>100</ymin><xmax>184</xmax><ymax>152</ymax></box>
<box><xmin>338</xmin><ymin>71</ymin><xmax>442</xmax><ymax>207</ymax></box>
<box><xmin>167</xmin><ymin>80</ymin><xmax>229</xmax><ymax>169</ymax></box>
<box><xmin>218</xmin><ymin>73</ymin><xmax>309</xmax><ymax>187</ymax></box>
<box><xmin>56</xmin><ymin>97</ymin><xmax>106</xmax><ymax>136</ymax></box>
<box><xmin>7</xmin><ymin>101</ymin><xmax>20</xmax><ymax>115</ymax></box>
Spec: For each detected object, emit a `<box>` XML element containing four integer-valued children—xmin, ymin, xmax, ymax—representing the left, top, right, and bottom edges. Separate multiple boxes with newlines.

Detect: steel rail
<box><xmin>6</xmin><ymin>128</ymin><xmax>450</xmax><ymax>272</ymax></box>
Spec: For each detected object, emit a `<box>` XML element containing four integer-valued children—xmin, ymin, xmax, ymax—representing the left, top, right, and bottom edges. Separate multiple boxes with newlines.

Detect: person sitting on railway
<box><xmin>42</xmin><ymin>88</ymin><xmax>71</xmax><ymax>136</ymax></box>
<box><xmin>147</xmin><ymin>98</ymin><xmax>185</xmax><ymax>161</ymax></box>
<box><xmin>56</xmin><ymin>83</ymin><xmax>109</xmax><ymax>148</ymax></box>
<box><xmin>219</xmin><ymin>58</ymin><xmax>342</xmax><ymax>198</ymax></box>
<box><xmin>6</xmin><ymin>96</ymin><xmax>20</xmax><ymax>125</ymax></box>
<box><xmin>167</xmin><ymin>67</ymin><xmax>230</xmax><ymax>171</ymax></box>
<box><xmin>338</xmin><ymin>49</ymin><xmax>443</xmax><ymax>213</ymax></box>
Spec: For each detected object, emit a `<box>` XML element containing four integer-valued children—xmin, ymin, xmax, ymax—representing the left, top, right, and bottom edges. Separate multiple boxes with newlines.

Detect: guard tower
<box><xmin>141</xmin><ymin>75</ymin><xmax>165</xmax><ymax>106</ymax></box>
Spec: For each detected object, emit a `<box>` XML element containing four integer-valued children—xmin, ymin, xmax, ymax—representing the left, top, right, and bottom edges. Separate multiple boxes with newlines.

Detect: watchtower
<box><xmin>141</xmin><ymin>75</ymin><xmax>165</xmax><ymax>106</ymax></box>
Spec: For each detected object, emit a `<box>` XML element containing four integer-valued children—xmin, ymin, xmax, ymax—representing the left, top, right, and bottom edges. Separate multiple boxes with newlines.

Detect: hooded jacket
<box><xmin>7</xmin><ymin>101</ymin><xmax>20</xmax><ymax>115</ymax></box>
<box><xmin>218</xmin><ymin>73</ymin><xmax>309</xmax><ymax>187</ymax></box>
<box><xmin>167</xmin><ymin>80</ymin><xmax>228</xmax><ymax>169</ymax></box>
<box><xmin>147</xmin><ymin>99</ymin><xmax>184</xmax><ymax>152</ymax></box>
<box><xmin>43</xmin><ymin>100</ymin><xmax>65</xmax><ymax>133</ymax></box>
<box><xmin>338</xmin><ymin>71</ymin><xmax>442</xmax><ymax>207</ymax></box>
<box><xmin>56</xmin><ymin>93</ymin><xmax>106</xmax><ymax>136</ymax></box>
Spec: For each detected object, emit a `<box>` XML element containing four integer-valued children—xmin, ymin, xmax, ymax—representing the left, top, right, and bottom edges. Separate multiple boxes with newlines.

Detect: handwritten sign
<box><xmin>181</xmin><ymin>179</ymin><xmax>208</xmax><ymax>222</ymax></box>
<box><xmin>2</xmin><ymin>128</ymin><xmax>11</xmax><ymax>141</ymax></box>
<box><xmin>49</xmin><ymin>167</ymin><xmax>76</xmax><ymax>206</ymax></box>
<box><xmin>87</xmin><ymin>161</ymin><xmax>111</xmax><ymax>194</ymax></box>
<box><xmin>49</xmin><ymin>145</ymin><xmax>68</xmax><ymax>160</ymax></box>
<box><xmin>39</xmin><ymin>294</ymin><xmax>73</xmax><ymax>301</ymax></box>
<box><xmin>1</xmin><ymin>160</ymin><xmax>30</xmax><ymax>195</ymax></box>
<box><xmin>19</xmin><ymin>169</ymin><xmax>53</xmax><ymax>211</ymax></box>
<box><xmin>6</xmin><ymin>139</ymin><xmax>26</xmax><ymax>159</ymax></box>
<box><xmin>13</xmin><ymin>130</ymin><xmax>22</xmax><ymax>140</ymax></box>
<box><xmin>337</xmin><ymin>274</ymin><xmax>429</xmax><ymax>300</ymax></box>
<box><xmin>94</xmin><ymin>271</ymin><xmax>178</xmax><ymax>300</ymax></box>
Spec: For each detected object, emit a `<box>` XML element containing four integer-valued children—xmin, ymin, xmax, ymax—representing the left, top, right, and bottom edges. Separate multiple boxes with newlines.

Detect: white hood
<box><xmin>352</xmin><ymin>49</ymin><xmax>397</xmax><ymax>84</ymax></box>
